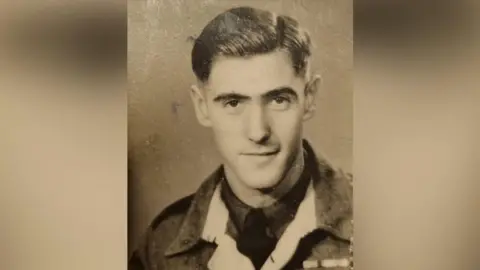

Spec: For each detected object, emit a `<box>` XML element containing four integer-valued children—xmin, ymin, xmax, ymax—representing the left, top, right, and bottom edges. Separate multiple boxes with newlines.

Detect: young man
<box><xmin>129</xmin><ymin>6</ymin><xmax>353</xmax><ymax>270</ymax></box>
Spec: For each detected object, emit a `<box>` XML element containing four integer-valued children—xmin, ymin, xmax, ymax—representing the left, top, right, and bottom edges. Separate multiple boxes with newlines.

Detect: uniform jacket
<box><xmin>129</xmin><ymin>140</ymin><xmax>353</xmax><ymax>270</ymax></box>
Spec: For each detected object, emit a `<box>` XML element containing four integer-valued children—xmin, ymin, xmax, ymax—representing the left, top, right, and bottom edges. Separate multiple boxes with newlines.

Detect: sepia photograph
<box><xmin>128</xmin><ymin>0</ymin><xmax>352</xmax><ymax>269</ymax></box>
<box><xmin>2</xmin><ymin>1</ymin><xmax>478</xmax><ymax>270</ymax></box>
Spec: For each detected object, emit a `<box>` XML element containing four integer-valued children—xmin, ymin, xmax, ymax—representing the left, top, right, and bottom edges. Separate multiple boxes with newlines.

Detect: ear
<box><xmin>303</xmin><ymin>74</ymin><xmax>321</xmax><ymax>121</ymax></box>
<box><xmin>189</xmin><ymin>84</ymin><xmax>212</xmax><ymax>127</ymax></box>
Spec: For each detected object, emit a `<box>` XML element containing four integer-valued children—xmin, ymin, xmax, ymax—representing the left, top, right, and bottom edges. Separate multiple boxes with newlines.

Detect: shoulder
<box><xmin>305</xmin><ymin>140</ymin><xmax>353</xmax><ymax>197</ymax></box>
<box><xmin>303</xmin><ymin>140</ymin><xmax>351</xmax><ymax>178</ymax></box>
<box><xmin>137</xmin><ymin>194</ymin><xmax>195</xmax><ymax>252</ymax></box>
<box><xmin>136</xmin><ymin>194</ymin><xmax>195</xmax><ymax>251</ymax></box>
<box><xmin>129</xmin><ymin>194</ymin><xmax>195</xmax><ymax>269</ymax></box>
<box><xmin>318</xmin><ymin>159</ymin><xmax>353</xmax><ymax>207</ymax></box>
<box><xmin>304</xmin><ymin>139</ymin><xmax>353</xmax><ymax>220</ymax></box>
<box><xmin>138</xmin><ymin>167</ymin><xmax>223</xmax><ymax>246</ymax></box>
<box><xmin>330</xmin><ymin>167</ymin><xmax>353</xmax><ymax>200</ymax></box>
<box><xmin>149</xmin><ymin>193</ymin><xmax>195</xmax><ymax>233</ymax></box>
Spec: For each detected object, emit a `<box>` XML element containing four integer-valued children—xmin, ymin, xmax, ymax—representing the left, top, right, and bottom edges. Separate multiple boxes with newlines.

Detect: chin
<box><xmin>241</xmin><ymin>171</ymin><xmax>283</xmax><ymax>190</ymax></box>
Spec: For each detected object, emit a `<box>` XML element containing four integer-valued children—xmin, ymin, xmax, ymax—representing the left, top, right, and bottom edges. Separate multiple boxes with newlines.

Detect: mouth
<box><xmin>242</xmin><ymin>149</ymin><xmax>280</xmax><ymax>156</ymax></box>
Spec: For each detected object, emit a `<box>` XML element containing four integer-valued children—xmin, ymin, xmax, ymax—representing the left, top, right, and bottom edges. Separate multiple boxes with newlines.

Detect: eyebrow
<box><xmin>212</xmin><ymin>93</ymin><xmax>250</xmax><ymax>103</ymax></box>
<box><xmin>212</xmin><ymin>87</ymin><xmax>298</xmax><ymax>103</ymax></box>
<box><xmin>263</xmin><ymin>87</ymin><xmax>298</xmax><ymax>100</ymax></box>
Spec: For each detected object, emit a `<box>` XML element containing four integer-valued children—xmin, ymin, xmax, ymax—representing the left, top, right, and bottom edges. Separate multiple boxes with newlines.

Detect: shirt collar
<box><xmin>164</xmin><ymin>139</ymin><xmax>353</xmax><ymax>257</ymax></box>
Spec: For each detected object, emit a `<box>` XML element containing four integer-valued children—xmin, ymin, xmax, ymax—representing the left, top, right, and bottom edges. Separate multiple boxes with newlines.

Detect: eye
<box><xmin>222</xmin><ymin>99</ymin><xmax>245</xmax><ymax>115</ymax></box>
<box><xmin>225</xmin><ymin>99</ymin><xmax>239</xmax><ymax>107</ymax></box>
<box><xmin>268</xmin><ymin>96</ymin><xmax>291</xmax><ymax>111</ymax></box>
<box><xmin>273</xmin><ymin>97</ymin><xmax>288</xmax><ymax>104</ymax></box>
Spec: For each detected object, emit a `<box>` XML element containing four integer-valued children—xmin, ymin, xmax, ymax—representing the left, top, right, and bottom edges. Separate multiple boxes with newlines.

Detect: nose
<box><xmin>245</xmin><ymin>105</ymin><xmax>271</xmax><ymax>144</ymax></box>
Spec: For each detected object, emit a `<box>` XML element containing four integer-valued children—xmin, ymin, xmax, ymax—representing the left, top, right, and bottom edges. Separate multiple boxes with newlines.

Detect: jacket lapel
<box><xmin>306</xmin><ymin>140</ymin><xmax>353</xmax><ymax>242</ymax></box>
<box><xmin>163</xmin><ymin>168</ymin><xmax>223</xmax><ymax>257</ymax></box>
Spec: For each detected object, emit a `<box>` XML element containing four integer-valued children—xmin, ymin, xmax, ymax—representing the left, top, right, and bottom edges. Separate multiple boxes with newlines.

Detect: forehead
<box><xmin>207</xmin><ymin>50</ymin><xmax>305</xmax><ymax>95</ymax></box>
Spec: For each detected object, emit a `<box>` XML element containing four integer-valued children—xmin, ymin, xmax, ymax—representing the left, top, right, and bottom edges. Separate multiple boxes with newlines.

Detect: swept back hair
<box><xmin>191</xmin><ymin>6</ymin><xmax>312</xmax><ymax>83</ymax></box>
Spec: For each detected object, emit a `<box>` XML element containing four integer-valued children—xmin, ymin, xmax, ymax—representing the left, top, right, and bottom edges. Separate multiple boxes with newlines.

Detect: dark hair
<box><xmin>191</xmin><ymin>6</ymin><xmax>312</xmax><ymax>83</ymax></box>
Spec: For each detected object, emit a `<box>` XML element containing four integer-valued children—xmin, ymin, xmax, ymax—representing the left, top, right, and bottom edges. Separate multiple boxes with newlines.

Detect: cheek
<box><xmin>211</xmin><ymin>119</ymin><xmax>243</xmax><ymax>137</ymax></box>
<box><xmin>209</xmin><ymin>106</ymin><xmax>242</xmax><ymax>132</ymax></box>
<box><xmin>209</xmin><ymin>110</ymin><xmax>244</xmax><ymax>153</ymax></box>
<box><xmin>269</xmin><ymin>110</ymin><xmax>304</xmax><ymax>142</ymax></box>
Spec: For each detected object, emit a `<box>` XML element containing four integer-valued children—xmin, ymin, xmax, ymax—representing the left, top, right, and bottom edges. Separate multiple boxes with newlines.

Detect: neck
<box><xmin>224</xmin><ymin>147</ymin><xmax>305</xmax><ymax>208</ymax></box>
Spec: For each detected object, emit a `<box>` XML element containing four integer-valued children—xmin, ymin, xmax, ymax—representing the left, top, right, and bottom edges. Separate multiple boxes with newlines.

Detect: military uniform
<box><xmin>129</xmin><ymin>140</ymin><xmax>353</xmax><ymax>270</ymax></box>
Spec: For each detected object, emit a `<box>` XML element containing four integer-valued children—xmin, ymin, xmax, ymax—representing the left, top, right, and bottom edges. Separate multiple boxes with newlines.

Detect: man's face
<box><xmin>191</xmin><ymin>50</ymin><xmax>317</xmax><ymax>190</ymax></box>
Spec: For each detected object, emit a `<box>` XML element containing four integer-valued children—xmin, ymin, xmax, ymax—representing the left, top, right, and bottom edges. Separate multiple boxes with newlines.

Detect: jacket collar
<box><xmin>164</xmin><ymin>140</ymin><xmax>353</xmax><ymax>257</ymax></box>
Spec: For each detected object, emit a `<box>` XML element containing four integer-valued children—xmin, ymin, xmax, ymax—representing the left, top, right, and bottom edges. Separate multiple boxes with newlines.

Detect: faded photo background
<box><xmin>128</xmin><ymin>0</ymin><xmax>352</xmax><ymax>254</ymax></box>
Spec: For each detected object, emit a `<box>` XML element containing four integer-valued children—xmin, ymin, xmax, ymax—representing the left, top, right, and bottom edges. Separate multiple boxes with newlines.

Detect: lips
<box><xmin>242</xmin><ymin>149</ymin><xmax>280</xmax><ymax>156</ymax></box>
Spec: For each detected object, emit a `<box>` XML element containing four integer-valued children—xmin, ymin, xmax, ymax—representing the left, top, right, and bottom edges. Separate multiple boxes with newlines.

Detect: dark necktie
<box><xmin>236</xmin><ymin>208</ymin><xmax>277</xmax><ymax>270</ymax></box>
